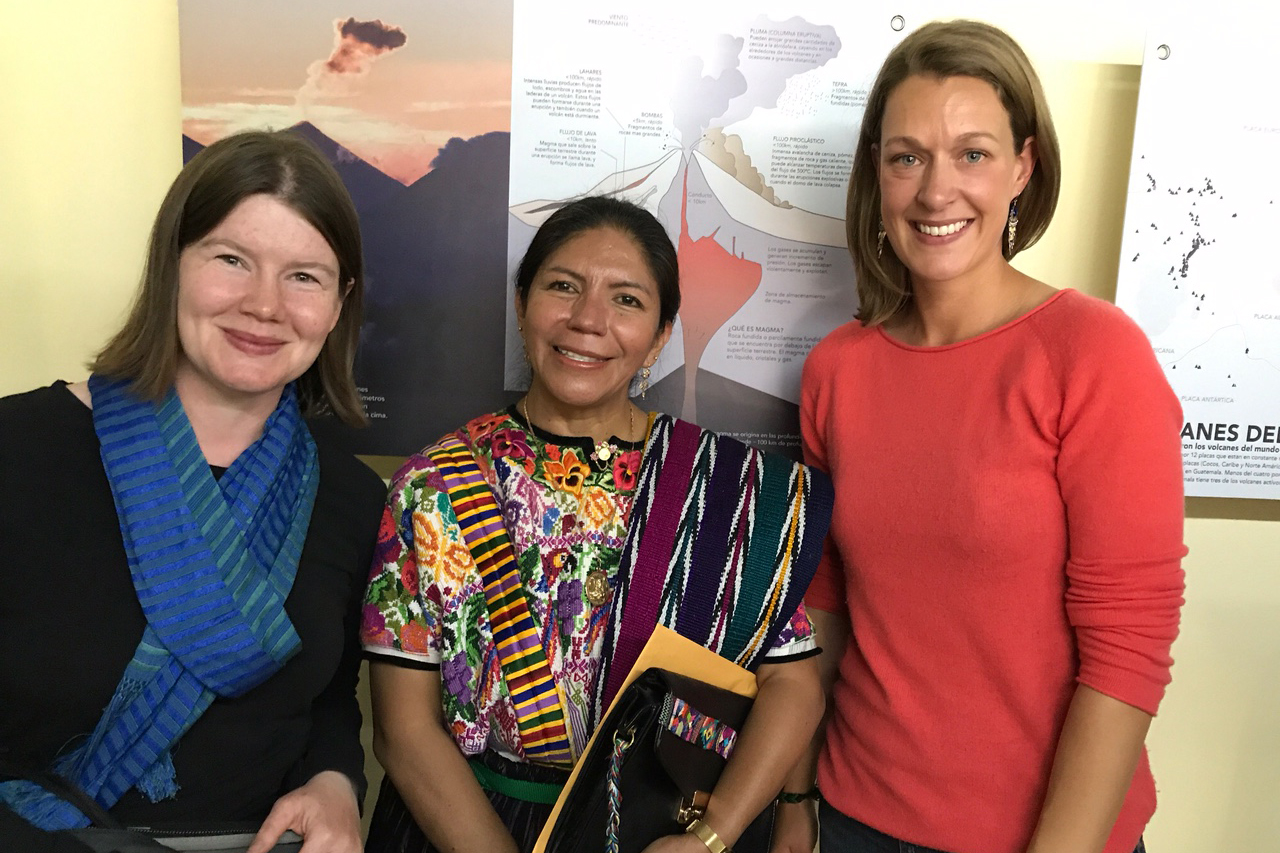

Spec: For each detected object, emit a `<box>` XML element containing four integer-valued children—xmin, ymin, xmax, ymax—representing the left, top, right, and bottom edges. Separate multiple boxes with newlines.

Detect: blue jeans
<box><xmin>819</xmin><ymin>801</ymin><xmax>1147</xmax><ymax>853</ymax></box>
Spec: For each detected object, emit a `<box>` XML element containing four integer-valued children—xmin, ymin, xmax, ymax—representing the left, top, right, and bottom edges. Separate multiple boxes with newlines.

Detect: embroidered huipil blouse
<box><xmin>361</xmin><ymin>409</ymin><xmax>815</xmax><ymax>761</ymax></box>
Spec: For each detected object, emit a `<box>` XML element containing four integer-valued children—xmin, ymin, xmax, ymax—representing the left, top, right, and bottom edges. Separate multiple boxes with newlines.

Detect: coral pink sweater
<box><xmin>802</xmin><ymin>289</ymin><xmax>1185</xmax><ymax>853</ymax></box>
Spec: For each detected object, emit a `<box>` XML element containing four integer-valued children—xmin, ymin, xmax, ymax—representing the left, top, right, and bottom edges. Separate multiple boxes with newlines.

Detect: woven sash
<box><xmin>0</xmin><ymin>376</ymin><xmax>316</xmax><ymax>829</ymax></box>
<box><xmin>425</xmin><ymin>435</ymin><xmax>573</xmax><ymax>765</ymax></box>
<box><xmin>594</xmin><ymin>416</ymin><xmax>833</xmax><ymax>720</ymax></box>
<box><xmin>666</xmin><ymin>697</ymin><xmax>739</xmax><ymax>760</ymax></box>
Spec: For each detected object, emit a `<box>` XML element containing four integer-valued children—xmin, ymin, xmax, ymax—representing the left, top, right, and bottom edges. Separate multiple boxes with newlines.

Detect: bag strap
<box><xmin>0</xmin><ymin>759</ymin><xmax>122</xmax><ymax>829</ymax></box>
<box><xmin>424</xmin><ymin>435</ymin><xmax>574</xmax><ymax>765</ymax></box>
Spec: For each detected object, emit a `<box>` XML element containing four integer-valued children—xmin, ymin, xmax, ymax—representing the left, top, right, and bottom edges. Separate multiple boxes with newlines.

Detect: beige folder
<box><xmin>532</xmin><ymin>625</ymin><xmax>758</xmax><ymax>853</ymax></box>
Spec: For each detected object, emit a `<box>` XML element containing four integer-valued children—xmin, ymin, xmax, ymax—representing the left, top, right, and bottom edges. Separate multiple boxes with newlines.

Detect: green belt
<box><xmin>468</xmin><ymin>757</ymin><xmax>565</xmax><ymax>805</ymax></box>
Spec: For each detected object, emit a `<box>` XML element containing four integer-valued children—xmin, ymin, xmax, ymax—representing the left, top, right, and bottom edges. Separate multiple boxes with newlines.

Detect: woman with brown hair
<box><xmin>0</xmin><ymin>130</ymin><xmax>383</xmax><ymax>853</ymax></box>
<box><xmin>787</xmin><ymin>19</ymin><xmax>1185</xmax><ymax>853</ymax></box>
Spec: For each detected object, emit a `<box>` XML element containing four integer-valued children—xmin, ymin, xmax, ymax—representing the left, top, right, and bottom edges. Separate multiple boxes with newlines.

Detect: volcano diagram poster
<box><xmin>506</xmin><ymin>1</ymin><xmax>906</xmax><ymax>455</ymax></box>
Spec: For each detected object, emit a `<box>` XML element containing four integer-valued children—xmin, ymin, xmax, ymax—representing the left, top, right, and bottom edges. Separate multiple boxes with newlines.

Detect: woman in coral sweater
<box><xmin>776</xmin><ymin>20</ymin><xmax>1186</xmax><ymax>853</ymax></box>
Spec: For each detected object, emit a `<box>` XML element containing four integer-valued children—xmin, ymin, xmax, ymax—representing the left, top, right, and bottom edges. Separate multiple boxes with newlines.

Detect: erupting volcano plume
<box><xmin>296</xmin><ymin>17</ymin><xmax>408</xmax><ymax>109</ymax></box>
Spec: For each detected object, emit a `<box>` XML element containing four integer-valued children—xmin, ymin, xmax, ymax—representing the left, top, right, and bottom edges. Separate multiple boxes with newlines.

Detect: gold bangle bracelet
<box><xmin>685</xmin><ymin>818</ymin><xmax>732</xmax><ymax>853</ymax></box>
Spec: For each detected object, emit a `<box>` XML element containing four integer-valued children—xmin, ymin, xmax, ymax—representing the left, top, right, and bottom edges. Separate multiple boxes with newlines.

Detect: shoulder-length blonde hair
<box><xmin>848</xmin><ymin>19</ymin><xmax>1061</xmax><ymax>326</ymax></box>
<box><xmin>91</xmin><ymin>129</ymin><xmax>368</xmax><ymax>425</ymax></box>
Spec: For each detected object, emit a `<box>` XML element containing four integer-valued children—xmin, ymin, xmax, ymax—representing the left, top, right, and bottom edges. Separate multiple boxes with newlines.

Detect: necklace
<box><xmin>521</xmin><ymin>397</ymin><xmax>635</xmax><ymax>471</ymax></box>
<box><xmin>519</xmin><ymin>397</ymin><xmax>634</xmax><ymax>606</ymax></box>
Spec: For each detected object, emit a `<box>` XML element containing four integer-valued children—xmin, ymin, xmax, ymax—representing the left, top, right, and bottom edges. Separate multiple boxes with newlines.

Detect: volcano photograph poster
<box><xmin>180</xmin><ymin>0</ymin><xmax>516</xmax><ymax>458</ymax></box>
<box><xmin>178</xmin><ymin>0</ymin><xmax>900</xmax><ymax>458</ymax></box>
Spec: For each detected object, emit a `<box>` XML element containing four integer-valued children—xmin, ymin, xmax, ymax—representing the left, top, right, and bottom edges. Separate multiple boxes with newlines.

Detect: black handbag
<box><xmin>542</xmin><ymin>668</ymin><xmax>773</xmax><ymax>853</ymax></box>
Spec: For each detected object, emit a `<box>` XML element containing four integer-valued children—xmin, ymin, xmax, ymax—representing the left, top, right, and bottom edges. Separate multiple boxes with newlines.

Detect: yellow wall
<box><xmin>0</xmin><ymin>2</ymin><xmax>182</xmax><ymax>389</ymax></box>
<box><xmin>3</xmin><ymin>2</ymin><xmax>1276</xmax><ymax>848</ymax></box>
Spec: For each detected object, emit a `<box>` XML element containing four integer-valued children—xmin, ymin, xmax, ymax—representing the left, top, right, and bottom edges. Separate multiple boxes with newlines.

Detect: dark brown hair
<box><xmin>515</xmin><ymin>196</ymin><xmax>681</xmax><ymax>330</ymax></box>
<box><xmin>848</xmin><ymin>19</ymin><xmax>1061</xmax><ymax>325</ymax></box>
<box><xmin>91</xmin><ymin>129</ymin><xmax>368</xmax><ymax>425</ymax></box>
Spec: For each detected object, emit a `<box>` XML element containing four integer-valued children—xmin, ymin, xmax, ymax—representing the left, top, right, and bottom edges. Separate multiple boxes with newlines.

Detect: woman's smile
<box><xmin>517</xmin><ymin>225</ymin><xmax>670</xmax><ymax>436</ymax></box>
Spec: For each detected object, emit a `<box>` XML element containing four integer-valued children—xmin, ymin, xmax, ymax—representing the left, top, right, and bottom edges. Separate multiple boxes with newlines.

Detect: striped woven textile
<box><xmin>0</xmin><ymin>376</ymin><xmax>315</xmax><ymax>829</ymax></box>
<box><xmin>665</xmin><ymin>697</ymin><xmax>739</xmax><ymax>760</ymax></box>
<box><xmin>426</xmin><ymin>435</ymin><xmax>574</xmax><ymax>765</ymax></box>
<box><xmin>593</xmin><ymin>416</ymin><xmax>833</xmax><ymax>721</ymax></box>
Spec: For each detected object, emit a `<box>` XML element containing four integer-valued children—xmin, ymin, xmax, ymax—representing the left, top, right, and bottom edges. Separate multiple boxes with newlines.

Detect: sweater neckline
<box><xmin>873</xmin><ymin>287</ymin><xmax>1073</xmax><ymax>352</ymax></box>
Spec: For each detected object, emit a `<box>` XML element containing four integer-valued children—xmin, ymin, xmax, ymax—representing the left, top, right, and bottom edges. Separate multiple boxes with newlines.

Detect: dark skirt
<box><xmin>365</xmin><ymin>751</ymin><xmax>571</xmax><ymax>853</ymax></box>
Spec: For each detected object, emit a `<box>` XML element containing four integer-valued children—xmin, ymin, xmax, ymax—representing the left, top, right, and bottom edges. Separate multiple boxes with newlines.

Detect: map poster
<box><xmin>1114</xmin><ymin>22</ymin><xmax>1280</xmax><ymax>500</ymax></box>
<box><xmin>506</xmin><ymin>1</ymin><xmax>905</xmax><ymax>456</ymax></box>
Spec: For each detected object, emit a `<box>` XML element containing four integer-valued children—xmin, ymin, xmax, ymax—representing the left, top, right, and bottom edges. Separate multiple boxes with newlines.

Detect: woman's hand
<box><xmin>247</xmin><ymin>769</ymin><xmax>361</xmax><ymax>853</ymax></box>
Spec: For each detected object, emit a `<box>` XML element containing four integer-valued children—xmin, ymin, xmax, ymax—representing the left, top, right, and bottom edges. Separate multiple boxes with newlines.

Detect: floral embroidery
<box><xmin>543</xmin><ymin>449</ymin><xmax>589</xmax><ymax>496</ymax></box>
<box><xmin>612</xmin><ymin>450</ymin><xmax>641</xmax><ymax>492</ymax></box>
<box><xmin>415</xmin><ymin>508</ymin><xmax>471</xmax><ymax>591</ymax></box>
<box><xmin>442</xmin><ymin>650</ymin><xmax>474</xmax><ymax>706</ymax></box>
<box><xmin>400</xmin><ymin>554</ymin><xmax>421</xmax><ymax>598</ymax></box>
<box><xmin>361</xmin><ymin>605</ymin><xmax>393</xmax><ymax>646</ymax></box>
<box><xmin>557</xmin><ymin>578</ymin><xmax>584</xmax><ymax>633</ymax></box>
<box><xmin>542</xmin><ymin>507</ymin><xmax>562</xmax><ymax>535</ymax></box>
<box><xmin>467</xmin><ymin>413</ymin><xmax>508</xmax><ymax>443</ymax></box>
<box><xmin>491</xmin><ymin>428</ymin><xmax>532</xmax><ymax>461</ymax></box>
<box><xmin>400</xmin><ymin>620</ymin><xmax>432</xmax><ymax>654</ymax></box>
<box><xmin>580</xmin><ymin>487</ymin><xmax>618</xmax><ymax>528</ymax></box>
<box><xmin>423</xmin><ymin>466</ymin><xmax>447</xmax><ymax>495</ymax></box>
<box><xmin>359</xmin><ymin>409</ymin><xmax>815</xmax><ymax>760</ymax></box>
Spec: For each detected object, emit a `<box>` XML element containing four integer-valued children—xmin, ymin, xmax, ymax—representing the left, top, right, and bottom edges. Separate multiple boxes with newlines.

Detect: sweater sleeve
<box><xmin>1045</xmin><ymin>302</ymin><xmax>1187</xmax><ymax>715</ymax></box>
<box><xmin>799</xmin><ymin>335</ymin><xmax>848</xmax><ymax>617</ymax></box>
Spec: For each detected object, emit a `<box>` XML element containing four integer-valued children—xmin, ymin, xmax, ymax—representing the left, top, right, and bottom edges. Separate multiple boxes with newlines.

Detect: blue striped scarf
<box><xmin>0</xmin><ymin>375</ymin><xmax>318</xmax><ymax>828</ymax></box>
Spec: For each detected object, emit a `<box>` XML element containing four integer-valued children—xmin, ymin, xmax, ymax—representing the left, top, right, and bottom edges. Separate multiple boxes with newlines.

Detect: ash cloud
<box><xmin>298</xmin><ymin>17</ymin><xmax>408</xmax><ymax>108</ymax></box>
<box><xmin>673</xmin><ymin>15</ymin><xmax>841</xmax><ymax>145</ymax></box>
<box><xmin>671</xmin><ymin>34</ymin><xmax>747</xmax><ymax>146</ymax></box>
<box><xmin>327</xmin><ymin>18</ymin><xmax>408</xmax><ymax>72</ymax></box>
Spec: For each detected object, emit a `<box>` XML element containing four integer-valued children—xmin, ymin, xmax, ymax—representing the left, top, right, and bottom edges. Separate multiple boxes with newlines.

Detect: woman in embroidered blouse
<box><xmin>0</xmin><ymin>130</ymin><xmax>384</xmax><ymax>853</ymax></box>
<box><xmin>362</xmin><ymin>196</ymin><xmax>828</xmax><ymax>853</ymax></box>
<box><xmin>787</xmin><ymin>20</ymin><xmax>1184</xmax><ymax>853</ymax></box>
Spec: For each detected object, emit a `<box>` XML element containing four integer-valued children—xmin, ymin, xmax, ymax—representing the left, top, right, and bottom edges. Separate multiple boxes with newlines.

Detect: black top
<box><xmin>0</xmin><ymin>383</ymin><xmax>384</xmax><ymax>849</ymax></box>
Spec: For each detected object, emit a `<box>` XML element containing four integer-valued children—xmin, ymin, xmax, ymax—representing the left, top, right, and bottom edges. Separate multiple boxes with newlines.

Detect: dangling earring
<box><xmin>1006</xmin><ymin>198</ymin><xmax>1019</xmax><ymax>256</ymax></box>
<box><xmin>517</xmin><ymin>322</ymin><xmax>530</xmax><ymax>366</ymax></box>
<box><xmin>876</xmin><ymin>221</ymin><xmax>886</xmax><ymax>259</ymax></box>
<box><xmin>640</xmin><ymin>366</ymin><xmax>651</xmax><ymax>399</ymax></box>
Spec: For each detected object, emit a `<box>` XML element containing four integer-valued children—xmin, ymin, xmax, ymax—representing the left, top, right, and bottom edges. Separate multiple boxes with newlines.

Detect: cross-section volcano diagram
<box><xmin>506</xmin><ymin>5</ymin><xmax>871</xmax><ymax>442</ymax></box>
